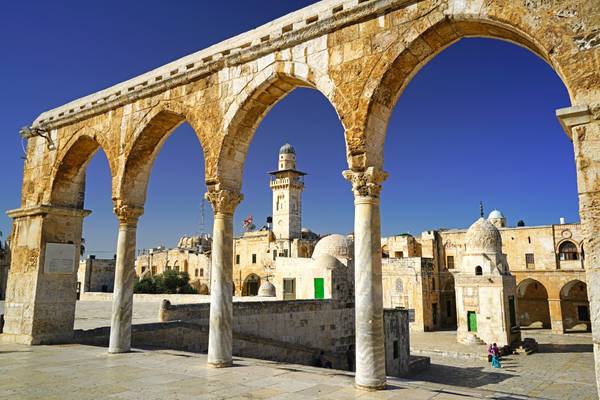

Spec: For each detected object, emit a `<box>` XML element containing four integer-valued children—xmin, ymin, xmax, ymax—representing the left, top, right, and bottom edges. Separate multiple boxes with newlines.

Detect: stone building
<box><xmin>233</xmin><ymin>144</ymin><xmax>319</xmax><ymax>296</ymax></box>
<box><xmin>77</xmin><ymin>256</ymin><xmax>116</xmax><ymax>294</ymax></box>
<box><xmin>4</xmin><ymin>0</ymin><xmax>598</xmax><ymax>392</ymax></box>
<box><xmin>454</xmin><ymin>217</ymin><xmax>520</xmax><ymax>346</ymax></box>
<box><xmin>381</xmin><ymin>210</ymin><xmax>589</xmax><ymax>335</ymax></box>
<box><xmin>135</xmin><ymin>235</ymin><xmax>212</xmax><ymax>293</ymax></box>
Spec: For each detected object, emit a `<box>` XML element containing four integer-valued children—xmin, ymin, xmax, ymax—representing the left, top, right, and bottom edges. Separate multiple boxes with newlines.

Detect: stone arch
<box><xmin>359</xmin><ymin>9</ymin><xmax>585</xmax><ymax>168</ymax></box>
<box><xmin>242</xmin><ymin>273</ymin><xmax>261</xmax><ymax>296</ymax></box>
<box><xmin>215</xmin><ymin>60</ymin><xmax>344</xmax><ymax>191</ymax></box>
<box><xmin>517</xmin><ymin>278</ymin><xmax>550</xmax><ymax>329</ymax></box>
<box><xmin>560</xmin><ymin>279</ymin><xmax>590</xmax><ymax>331</ymax></box>
<box><xmin>49</xmin><ymin>132</ymin><xmax>113</xmax><ymax>209</ymax></box>
<box><xmin>117</xmin><ymin>103</ymin><xmax>208</xmax><ymax>207</ymax></box>
<box><xmin>557</xmin><ymin>239</ymin><xmax>582</xmax><ymax>260</ymax></box>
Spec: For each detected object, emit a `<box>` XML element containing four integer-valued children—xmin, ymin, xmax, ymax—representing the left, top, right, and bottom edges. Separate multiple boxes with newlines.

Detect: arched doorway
<box><xmin>242</xmin><ymin>274</ymin><xmax>261</xmax><ymax>296</ymax></box>
<box><xmin>517</xmin><ymin>279</ymin><xmax>550</xmax><ymax>329</ymax></box>
<box><xmin>560</xmin><ymin>280</ymin><xmax>590</xmax><ymax>332</ymax></box>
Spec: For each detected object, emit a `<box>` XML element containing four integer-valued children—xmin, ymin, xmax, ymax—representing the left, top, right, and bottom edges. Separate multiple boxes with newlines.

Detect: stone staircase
<box><xmin>462</xmin><ymin>333</ymin><xmax>486</xmax><ymax>346</ymax></box>
<box><xmin>512</xmin><ymin>337</ymin><xmax>539</xmax><ymax>355</ymax></box>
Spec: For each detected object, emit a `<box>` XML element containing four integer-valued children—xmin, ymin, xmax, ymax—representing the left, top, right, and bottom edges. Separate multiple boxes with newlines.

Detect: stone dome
<box><xmin>488</xmin><ymin>210</ymin><xmax>505</xmax><ymax>220</ymax></box>
<box><xmin>314</xmin><ymin>254</ymin><xmax>342</xmax><ymax>271</ymax></box>
<box><xmin>312</xmin><ymin>234</ymin><xmax>353</xmax><ymax>260</ymax></box>
<box><xmin>258</xmin><ymin>280</ymin><xmax>276</xmax><ymax>297</ymax></box>
<box><xmin>465</xmin><ymin>217</ymin><xmax>502</xmax><ymax>254</ymax></box>
<box><xmin>279</xmin><ymin>143</ymin><xmax>295</xmax><ymax>154</ymax></box>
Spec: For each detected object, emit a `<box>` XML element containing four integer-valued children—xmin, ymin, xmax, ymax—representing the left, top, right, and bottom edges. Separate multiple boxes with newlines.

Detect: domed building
<box><xmin>488</xmin><ymin>209</ymin><xmax>507</xmax><ymax>228</ymax></box>
<box><xmin>312</xmin><ymin>234</ymin><xmax>354</xmax><ymax>261</ymax></box>
<box><xmin>454</xmin><ymin>216</ymin><xmax>520</xmax><ymax>347</ymax></box>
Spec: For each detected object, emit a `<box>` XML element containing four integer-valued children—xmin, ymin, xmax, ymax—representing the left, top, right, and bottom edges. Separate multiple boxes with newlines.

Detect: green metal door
<box><xmin>314</xmin><ymin>278</ymin><xmax>324</xmax><ymax>299</ymax></box>
<box><xmin>467</xmin><ymin>311</ymin><xmax>477</xmax><ymax>332</ymax></box>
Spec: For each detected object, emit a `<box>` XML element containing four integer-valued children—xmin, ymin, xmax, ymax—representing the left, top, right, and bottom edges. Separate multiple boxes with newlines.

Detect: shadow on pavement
<box><xmin>537</xmin><ymin>343</ymin><xmax>593</xmax><ymax>353</ymax></box>
<box><xmin>410</xmin><ymin>363</ymin><xmax>512</xmax><ymax>388</ymax></box>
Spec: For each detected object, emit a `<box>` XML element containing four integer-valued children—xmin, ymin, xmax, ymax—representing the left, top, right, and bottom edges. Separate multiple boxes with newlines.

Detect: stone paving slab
<box><xmin>0</xmin><ymin>342</ymin><xmax>595</xmax><ymax>400</ymax></box>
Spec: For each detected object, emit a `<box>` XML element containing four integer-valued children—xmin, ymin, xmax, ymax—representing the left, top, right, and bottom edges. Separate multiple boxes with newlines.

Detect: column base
<box><xmin>108</xmin><ymin>347</ymin><xmax>131</xmax><ymax>354</ymax></box>
<box><xmin>354</xmin><ymin>382</ymin><xmax>387</xmax><ymax>391</ymax></box>
<box><xmin>207</xmin><ymin>360</ymin><xmax>233</xmax><ymax>368</ymax></box>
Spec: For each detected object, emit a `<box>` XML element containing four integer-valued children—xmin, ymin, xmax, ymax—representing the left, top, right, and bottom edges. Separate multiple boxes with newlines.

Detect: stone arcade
<box><xmin>2</xmin><ymin>0</ymin><xmax>599</xmax><ymax>392</ymax></box>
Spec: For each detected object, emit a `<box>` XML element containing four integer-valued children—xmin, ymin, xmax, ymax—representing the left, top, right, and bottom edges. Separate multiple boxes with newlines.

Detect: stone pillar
<box><xmin>205</xmin><ymin>189</ymin><xmax>243</xmax><ymax>367</ymax></box>
<box><xmin>343</xmin><ymin>167</ymin><xmax>388</xmax><ymax>390</ymax></box>
<box><xmin>108</xmin><ymin>203</ymin><xmax>143</xmax><ymax>353</ymax></box>
<box><xmin>557</xmin><ymin>104</ymin><xmax>600</xmax><ymax>395</ymax></box>
<box><xmin>1</xmin><ymin>205</ymin><xmax>89</xmax><ymax>345</ymax></box>
<box><xmin>548</xmin><ymin>298</ymin><xmax>564</xmax><ymax>334</ymax></box>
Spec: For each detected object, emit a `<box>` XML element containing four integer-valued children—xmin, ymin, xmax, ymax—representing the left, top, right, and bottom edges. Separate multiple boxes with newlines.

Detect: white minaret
<box><xmin>269</xmin><ymin>144</ymin><xmax>305</xmax><ymax>240</ymax></box>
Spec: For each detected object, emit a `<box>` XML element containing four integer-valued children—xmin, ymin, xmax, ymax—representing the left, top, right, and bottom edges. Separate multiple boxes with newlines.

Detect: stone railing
<box><xmin>32</xmin><ymin>0</ymin><xmax>415</xmax><ymax>130</ymax></box>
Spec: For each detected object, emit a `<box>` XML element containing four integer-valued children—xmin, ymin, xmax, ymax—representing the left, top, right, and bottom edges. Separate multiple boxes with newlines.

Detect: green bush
<box><xmin>134</xmin><ymin>270</ymin><xmax>198</xmax><ymax>294</ymax></box>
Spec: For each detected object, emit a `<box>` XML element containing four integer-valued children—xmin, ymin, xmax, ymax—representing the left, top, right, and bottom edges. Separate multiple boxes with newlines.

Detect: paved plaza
<box><xmin>0</xmin><ymin>340</ymin><xmax>594</xmax><ymax>400</ymax></box>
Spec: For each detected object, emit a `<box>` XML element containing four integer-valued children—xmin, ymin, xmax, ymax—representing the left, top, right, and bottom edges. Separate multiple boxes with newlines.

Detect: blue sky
<box><xmin>0</xmin><ymin>1</ymin><xmax>576</xmax><ymax>256</ymax></box>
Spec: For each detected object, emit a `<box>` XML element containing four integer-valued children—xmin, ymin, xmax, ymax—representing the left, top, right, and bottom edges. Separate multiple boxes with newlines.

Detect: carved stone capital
<box><xmin>205</xmin><ymin>189</ymin><xmax>243</xmax><ymax>215</ymax></box>
<box><xmin>113</xmin><ymin>203</ymin><xmax>144</xmax><ymax>226</ymax></box>
<box><xmin>342</xmin><ymin>167</ymin><xmax>388</xmax><ymax>198</ymax></box>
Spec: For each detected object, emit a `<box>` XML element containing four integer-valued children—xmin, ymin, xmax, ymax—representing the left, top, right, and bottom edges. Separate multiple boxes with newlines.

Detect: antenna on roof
<box><xmin>198</xmin><ymin>199</ymin><xmax>207</xmax><ymax>235</ymax></box>
<box><xmin>480</xmin><ymin>201</ymin><xmax>484</xmax><ymax>218</ymax></box>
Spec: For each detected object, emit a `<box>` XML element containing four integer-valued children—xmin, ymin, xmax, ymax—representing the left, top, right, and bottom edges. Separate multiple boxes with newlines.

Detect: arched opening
<box><xmin>517</xmin><ymin>279</ymin><xmax>550</xmax><ymax>329</ymax></box>
<box><xmin>560</xmin><ymin>280</ymin><xmax>590</xmax><ymax>332</ymax></box>
<box><xmin>126</xmin><ymin>115</ymin><xmax>211</xmax><ymax>296</ymax></box>
<box><xmin>221</xmin><ymin>66</ymin><xmax>350</xmax><ymax>300</ymax></box>
<box><xmin>440</xmin><ymin>277</ymin><xmax>457</xmax><ymax>330</ymax></box>
<box><xmin>559</xmin><ymin>240</ymin><xmax>579</xmax><ymax>261</ymax></box>
<box><xmin>377</xmin><ymin>27</ymin><xmax>574</xmax><ymax>341</ymax></box>
<box><xmin>242</xmin><ymin>273</ymin><xmax>261</xmax><ymax>296</ymax></box>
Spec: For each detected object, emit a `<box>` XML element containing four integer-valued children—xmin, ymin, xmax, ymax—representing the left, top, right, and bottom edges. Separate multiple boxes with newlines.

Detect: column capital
<box><xmin>113</xmin><ymin>202</ymin><xmax>144</xmax><ymax>226</ymax></box>
<box><xmin>205</xmin><ymin>189</ymin><xmax>243</xmax><ymax>215</ymax></box>
<box><xmin>556</xmin><ymin>104</ymin><xmax>600</xmax><ymax>139</ymax></box>
<box><xmin>342</xmin><ymin>167</ymin><xmax>388</xmax><ymax>198</ymax></box>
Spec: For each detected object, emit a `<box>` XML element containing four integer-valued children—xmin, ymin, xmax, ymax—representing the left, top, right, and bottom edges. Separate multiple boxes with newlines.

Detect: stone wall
<box><xmin>77</xmin><ymin>257</ymin><xmax>115</xmax><ymax>293</ymax></box>
<box><xmin>158</xmin><ymin>299</ymin><xmax>411</xmax><ymax>375</ymax></box>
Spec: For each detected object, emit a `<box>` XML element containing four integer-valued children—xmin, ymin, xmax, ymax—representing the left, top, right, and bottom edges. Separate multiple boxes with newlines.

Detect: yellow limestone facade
<box><xmin>3</xmin><ymin>0</ymin><xmax>599</xmax><ymax>391</ymax></box>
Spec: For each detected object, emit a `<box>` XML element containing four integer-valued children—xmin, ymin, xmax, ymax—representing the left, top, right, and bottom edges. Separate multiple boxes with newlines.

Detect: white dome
<box><xmin>465</xmin><ymin>217</ymin><xmax>502</xmax><ymax>254</ymax></box>
<box><xmin>314</xmin><ymin>254</ymin><xmax>342</xmax><ymax>271</ymax></box>
<box><xmin>258</xmin><ymin>280</ymin><xmax>276</xmax><ymax>297</ymax></box>
<box><xmin>312</xmin><ymin>234</ymin><xmax>353</xmax><ymax>260</ymax></box>
<box><xmin>488</xmin><ymin>210</ymin><xmax>505</xmax><ymax>220</ymax></box>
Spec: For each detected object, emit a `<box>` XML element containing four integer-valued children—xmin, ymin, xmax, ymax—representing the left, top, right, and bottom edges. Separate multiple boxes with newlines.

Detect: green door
<box><xmin>314</xmin><ymin>278</ymin><xmax>324</xmax><ymax>299</ymax></box>
<box><xmin>467</xmin><ymin>311</ymin><xmax>477</xmax><ymax>332</ymax></box>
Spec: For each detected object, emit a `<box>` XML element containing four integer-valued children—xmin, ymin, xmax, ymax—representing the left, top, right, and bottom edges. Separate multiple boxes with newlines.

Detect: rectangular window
<box><xmin>283</xmin><ymin>249</ymin><xmax>289</xmax><ymax>257</ymax></box>
<box><xmin>235</xmin><ymin>254</ymin><xmax>240</xmax><ymax>264</ymax></box>
<box><xmin>447</xmin><ymin>256</ymin><xmax>455</xmax><ymax>269</ymax></box>
<box><xmin>525</xmin><ymin>253</ymin><xmax>535</xmax><ymax>269</ymax></box>
<box><xmin>273</xmin><ymin>251</ymin><xmax>277</xmax><ymax>261</ymax></box>
<box><xmin>394</xmin><ymin>251</ymin><xmax>403</xmax><ymax>258</ymax></box>
<box><xmin>252</xmin><ymin>254</ymin><xmax>256</xmax><ymax>264</ymax></box>
<box><xmin>393</xmin><ymin>340</ymin><xmax>399</xmax><ymax>359</ymax></box>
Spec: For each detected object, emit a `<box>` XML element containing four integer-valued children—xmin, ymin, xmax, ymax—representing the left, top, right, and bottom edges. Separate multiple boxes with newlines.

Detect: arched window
<box><xmin>559</xmin><ymin>241</ymin><xmax>579</xmax><ymax>261</ymax></box>
<box><xmin>475</xmin><ymin>266</ymin><xmax>483</xmax><ymax>276</ymax></box>
<box><xmin>200</xmin><ymin>268</ymin><xmax>204</xmax><ymax>277</ymax></box>
<box><xmin>194</xmin><ymin>269</ymin><xmax>199</xmax><ymax>277</ymax></box>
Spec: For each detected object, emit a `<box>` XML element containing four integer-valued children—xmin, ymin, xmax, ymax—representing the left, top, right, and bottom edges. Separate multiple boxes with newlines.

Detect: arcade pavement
<box><xmin>0</xmin><ymin>335</ymin><xmax>596</xmax><ymax>400</ymax></box>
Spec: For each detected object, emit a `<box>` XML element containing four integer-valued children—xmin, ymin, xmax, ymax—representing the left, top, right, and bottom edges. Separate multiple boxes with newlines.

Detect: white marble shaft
<box><xmin>109</xmin><ymin>206</ymin><xmax>142</xmax><ymax>353</ymax></box>
<box><xmin>207</xmin><ymin>212</ymin><xmax>234</xmax><ymax>367</ymax></box>
<box><xmin>205</xmin><ymin>189</ymin><xmax>241</xmax><ymax>367</ymax></box>
<box><xmin>343</xmin><ymin>167</ymin><xmax>388</xmax><ymax>390</ymax></box>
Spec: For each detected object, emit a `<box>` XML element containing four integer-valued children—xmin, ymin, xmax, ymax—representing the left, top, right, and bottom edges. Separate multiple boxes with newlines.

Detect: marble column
<box><xmin>343</xmin><ymin>167</ymin><xmax>388</xmax><ymax>390</ymax></box>
<box><xmin>109</xmin><ymin>203</ymin><xmax>143</xmax><ymax>354</ymax></box>
<box><xmin>557</xmin><ymin>104</ymin><xmax>600</xmax><ymax>396</ymax></box>
<box><xmin>205</xmin><ymin>189</ymin><xmax>243</xmax><ymax>367</ymax></box>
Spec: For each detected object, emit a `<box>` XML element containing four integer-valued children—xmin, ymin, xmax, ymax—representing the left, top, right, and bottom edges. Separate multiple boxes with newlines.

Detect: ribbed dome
<box><xmin>312</xmin><ymin>234</ymin><xmax>353</xmax><ymax>260</ymax></box>
<box><xmin>465</xmin><ymin>217</ymin><xmax>502</xmax><ymax>254</ymax></box>
<box><xmin>279</xmin><ymin>143</ymin><xmax>295</xmax><ymax>154</ymax></box>
<box><xmin>258</xmin><ymin>280</ymin><xmax>276</xmax><ymax>297</ymax></box>
<box><xmin>488</xmin><ymin>210</ymin><xmax>504</xmax><ymax>220</ymax></box>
